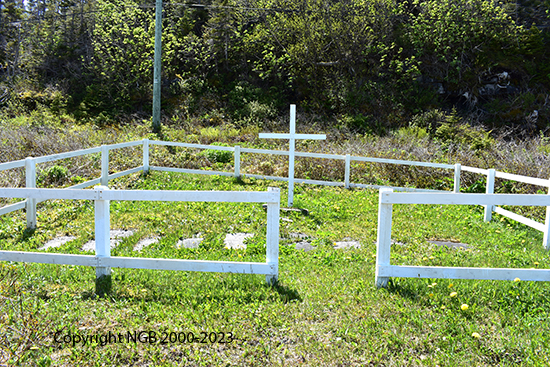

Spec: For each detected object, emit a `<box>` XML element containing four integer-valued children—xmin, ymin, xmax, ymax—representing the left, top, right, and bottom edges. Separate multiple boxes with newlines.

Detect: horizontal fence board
<box><xmin>295</xmin><ymin>152</ymin><xmax>345</xmax><ymax>160</ymax></box>
<box><xmin>0</xmin><ymin>188</ymin><xmax>279</xmax><ymax>203</ymax></box>
<box><xmin>382</xmin><ymin>192</ymin><xmax>550</xmax><ymax>206</ymax></box>
<box><xmin>0</xmin><ymin>201</ymin><xmax>26</xmax><ymax>216</ymax></box>
<box><xmin>108</xmin><ymin>166</ymin><xmax>144</xmax><ymax>180</ymax></box>
<box><xmin>379</xmin><ymin>265</ymin><xmax>550</xmax><ymax>281</ymax></box>
<box><xmin>0</xmin><ymin>160</ymin><xmax>26</xmax><ymax>171</ymax></box>
<box><xmin>240</xmin><ymin>148</ymin><xmax>289</xmax><ymax>156</ymax></box>
<box><xmin>0</xmin><ymin>251</ymin><xmax>97</xmax><ymax>266</ymax></box>
<box><xmin>494</xmin><ymin>206</ymin><xmax>545</xmax><ymax>231</ymax></box>
<box><xmin>259</xmin><ymin>133</ymin><xmax>326</xmax><ymax>140</ymax></box>
<box><xmin>351</xmin><ymin>183</ymin><xmax>440</xmax><ymax>192</ymax></box>
<box><xmin>495</xmin><ymin>171</ymin><xmax>550</xmax><ymax>187</ymax></box>
<box><xmin>241</xmin><ymin>174</ymin><xmax>288</xmax><ymax>182</ymax></box>
<box><xmin>33</xmin><ymin>147</ymin><xmax>102</xmax><ymax>164</ymax></box>
<box><xmin>462</xmin><ymin>166</ymin><xmax>489</xmax><ymax>175</ymax></box>
<box><xmin>151</xmin><ymin>166</ymin><xmax>234</xmax><ymax>177</ymax></box>
<box><xmin>294</xmin><ymin>178</ymin><xmax>344</xmax><ymax>187</ymax></box>
<box><xmin>66</xmin><ymin>178</ymin><xmax>102</xmax><ymax>190</ymax></box>
<box><xmin>351</xmin><ymin>156</ymin><xmax>453</xmax><ymax>169</ymax></box>
<box><xmin>149</xmin><ymin>140</ymin><xmax>234</xmax><ymax>151</ymax></box>
<box><xmin>107</xmin><ymin>141</ymin><xmax>143</xmax><ymax>150</ymax></box>
<box><xmin>100</xmin><ymin>257</ymin><xmax>276</xmax><ymax>274</ymax></box>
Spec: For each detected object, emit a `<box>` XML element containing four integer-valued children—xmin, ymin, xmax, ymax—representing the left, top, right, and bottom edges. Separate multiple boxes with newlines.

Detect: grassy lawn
<box><xmin>1</xmin><ymin>172</ymin><xmax>550</xmax><ymax>366</ymax></box>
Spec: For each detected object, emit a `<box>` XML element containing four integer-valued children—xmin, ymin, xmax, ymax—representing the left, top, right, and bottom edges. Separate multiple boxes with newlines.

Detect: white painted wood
<box><xmin>543</xmin><ymin>183</ymin><xmax>550</xmax><ymax>250</ymax></box>
<box><xmin>101</xmin><ymin>145</ymin><xmax>109</xmax><ymax>186</ymax></box>
<box><xmin>379</xmin><ymin>265</ymin><xmax>550</xmax><ymax>282</ymax></box>
<box><xmin>94</xmin><ymin>186</ymin><xmax>110</xmax><ymax>278</ymax></box>
<box><xmin>266</xmin><ymin>187</ymin><xmax>280</xmax><ymax>284</ymax></box>
<box><xmin>143</xmin><ymin>139</ymin><xmax>149</xmax><ymax>173</ymax></box>
<box><xmin>0</xmin><ymin>201</ymin><xmax>26</xmax><ymax>216</ymax></box>
<box><xmin>375</xmin><ymin>188</ymin><xmax>393</xmax><ymax>288</ymax></box>
<box><xmin>0</xmin><ymin>251</ymin><xmax>97</xmax><ymax>266</ymax></box>
<box><xmin>107</xmin><ymin>166</ymin><xmax>144</xmax><ymax>181</ymax></box>
<box><xmin>344</xmin><ymin>154</ymin><xmax>351</xmax><ymax>189</ymax></box>
<box><xmin>259</xmin><ymin>104</ymin><xmax>326</xmax><ymax>207</ymax></box>
<box><xmin>234</xmin><ymin>145</ymin><xmax>241</xmax><ymax>178</ymax></box>
<box><xmin>66</xmin><ymin>178</ymin><xmax>102</xmax><ymax>190</ymax></box>
<box><xmin>454</xmin><ymin>163</ymin><xmax>461</xmax><ymax>193</ymax></box>
<box><xmin>0</xmin><ymin>159</ymin><xmax>25</xmax><ymax>171</ymax></box>
<box><xmin>495</xmin><ymin>171</ymin><xmax>550</xmax><ymax>188</ymax></box>
<box><xmin>0</xmin><ymin>251</ymin><xmax>276</xmax><ymax>274</ymax></box>
<box><xmin>462</xmin><ymin>166</ymin><xmax>489</xmax><ymax>175</ymax></box>
<box><xmin>150</xmin><ymin>140</ymin><xmax>234</xmax><ymax>151</ymax></box>
<box><xmin>484</xmin><ymin>169</ymin><xmax>496</xmax><ymax>222</ymax></box>
<box><xmin>351</xmin><ymin>156</ymin><xmax>453</xmax><ymax>169</ymax></box>
<box><xmin>294</xmin><ymin>178</ymin><xmax>344</xmax><ymax>187</ymax></box>
<box><xmin>151</xmin><ymin>166</ymin><xmax>234</xmax><ymax>178</ymax></box>
<box><xmin>25</xmin><ymin>157</ymin><xmax>37</xmax><ymax>229</ymax></box>
<box><xmin>293</xmin><ymin>152</ymin><xmax>344</xmax><ymax>159</ymax></box>
<box><xmin>380</xmin><ymin>192</ymin><xmax>550</xmax><ymax>207</ymax></box>
<box><xmin>106</xmin><ymin>140</ymin><xmax>144</xmax><ymax>150</ymax></box>
<box><xmin>239</xmin><ymin>173</ymin><xmax>288</xmax><ymax>182</ymax></box>
<box><xmin>0</xmin><ymin>187</ymin><xmax>279</xmax><ymax>203</ymax></box>
<box><xmin>33</xmin><ymin>147</ymin><xmax>102</xmax><ymax>164</ymax></box>
<box><xmin>494</xmin><ymin>206</ymin><xmax>545</xmax><ymax>232</ymax></box>
<box><xmin>240</xmin><ymin>147</ymin><xmax>289</xmax><ymax>156</ymax></box>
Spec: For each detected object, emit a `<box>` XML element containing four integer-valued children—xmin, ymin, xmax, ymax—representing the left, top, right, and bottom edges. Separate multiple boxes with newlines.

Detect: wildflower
<box><xmin>429</xmin><ymin>293</ymin><xmax>434</xmax><ymax>297</ymax></box>
<box><xmin>429</xmin><ymin>256</ymin><xmax>435</xmax><ymax>260</ymax></box>
<box><xmin>471</xmin><ymin>332</ymin><xmax>481</xmax><ymax>339</ymax></box>
<box><xmin>514</xmin><ymin>277</ymin><xmax>520</xmax><ymax>282</ymax></box>
<box><xmin>441</xmin><ymin>305</ymin><xmax>446</xmax><ymax>310</ymax></box>
<box><xmin>450</xmin><ymin>292</ymin><xmax>458</xmax><ymax>298</ymax></box>
<box><xmin>423</xmin><ymin>257</ymin><xmax>428</xmax><ymax>261</ymax></box>
<box><xmin>461</xmin><ymin>304</ymin><xmax>469</xmax><ymax>311</ymax></box>
<box><xmin>534</xmin><ymin>262</ymin><xmax>540</xmax><ymax>266</ymax></box>
<box><xmin>448</xmin><ymin>283</ymin><xmax>454</xmax><ymax>288</ymax></box>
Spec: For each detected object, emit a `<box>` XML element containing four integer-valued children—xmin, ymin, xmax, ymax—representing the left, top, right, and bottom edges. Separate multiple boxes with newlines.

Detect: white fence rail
<box><xmin>0</xmin><ymin>186</ymin><xmax>281</xmax><ymax>286</ymax></box>
<box><xmin>375</xmin><ymin>188</ymin><xmax>550</xmax><ymax>288</ymax></box>
<box><xmin>2</xmin><ymin>137</ymin><xmax>550</xmax><ymax>248</ymax></box>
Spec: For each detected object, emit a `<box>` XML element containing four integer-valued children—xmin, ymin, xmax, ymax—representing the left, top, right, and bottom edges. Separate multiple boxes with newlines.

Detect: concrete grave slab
<box><xmin>294</xmin><ymin>241</ymin><xmax>316</xmax><ymax>251</ymax></box>
<box><xmin>40</xmin><ymin>236</ymin><xmax>76</xmax><ymax>250</ymax></box>
<box><xmin>428</xmin><ymin>240</ymin><xmax>470</xmax><ymax>249</ymax></box>
<box><xmin>176</xmin><ymin>238</ymin><xmax>203</xmax><ymax>249</ymax></box>
<box><xmin>224</xmin><ymin>233</ymin><xmax>254</xmax><ymax>250</ymax></box>
<box><xmin>133</xmin><ymin>237</ymin><xmax>159</xmax><ymax>252</ymax></box>
<box><xmin>334</xmin><ymin>240</ymin><xmax>361</xmax><ymax>249</ymax></box>
<box><xmin>81</xmin><ymin>229</ymin><xmax>135</xmax><ymax>252</ymax></box>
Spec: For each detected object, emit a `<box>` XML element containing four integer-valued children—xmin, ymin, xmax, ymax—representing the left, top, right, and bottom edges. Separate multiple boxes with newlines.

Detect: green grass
<box><xmin>1</xmin><ymin>172</ymin><xmax>550</xmax><ymax>366</ymax></box>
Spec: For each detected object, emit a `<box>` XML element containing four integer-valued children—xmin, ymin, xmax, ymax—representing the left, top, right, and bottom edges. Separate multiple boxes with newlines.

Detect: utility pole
<box><xmin>152</xmin><ymin>0</ymin><xmax>162</xmax><ymax>133</ymax></box>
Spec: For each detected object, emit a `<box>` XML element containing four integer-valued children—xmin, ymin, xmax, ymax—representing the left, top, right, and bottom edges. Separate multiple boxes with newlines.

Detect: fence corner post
<box><xmin>265</xmin><ymin>187</ymin><xmax>280</xmax><ymax>286</ymax></box>
<box><xmin>345</xmin><ymin>154</ymin><xmax>351</xmax><ymax>189</ymax></box>
<box><xmin>543</xmin><ymin>178</ymin><xmax>550</xmax><ymax>250</ymax></box>
<box><xmin>453</xmin><ymin>163</ymin><xmax>461</xmax><ymax>193</ymax></box>
<box><xmin>234</xmin><ymin>145</ymin><xmax>241</xmax><ymax>179</ymax></box>
<box><xmin>484</xmin><ymin>169</ymin><xmax>495</xmax><ymax>222</ymax></box>
<box><xmin>375</xmin><ymin>188</ymin><xmax>393</xmax><ymax>288</ymax></box>
<box><xmin>94</xmin><ymin>185</ymin><xmax>111</xmax><ymax>296</ymax></box>
<box><xmin>143</xmin><ymin>138</ymin><xmax>150</xmax><ymax>174</ymax></box>
<box><xmin>25</xmin><ymin>157</ymin><xmax>37</xmax><ymax>229</ymax></box>
<box><xmin>101</xmin><ymin>145</ymin><xmax>109</xmax><ymax>187</ymax></box>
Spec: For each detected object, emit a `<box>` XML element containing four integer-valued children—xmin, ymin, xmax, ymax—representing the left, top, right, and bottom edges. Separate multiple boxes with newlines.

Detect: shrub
<box><xmin>39</xmin><ymin>165</ymin><xmax>69</xmax><ymax>186</ymax></box>
<box><xmin>201</xmin><ymin>143</ymin><xmax>233</xmax><ymax>164</ymax></box>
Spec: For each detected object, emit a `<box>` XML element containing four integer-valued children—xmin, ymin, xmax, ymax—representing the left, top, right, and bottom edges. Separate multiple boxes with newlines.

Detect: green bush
<box><xmin>39</xmin><ymin>165</ymin><xmax>69</xmax><ymax>185</ymax></box>
<box><xmin>201</xmin><ymin>143</ymin><xmax>233</xmax><ymax>164</ymax></box>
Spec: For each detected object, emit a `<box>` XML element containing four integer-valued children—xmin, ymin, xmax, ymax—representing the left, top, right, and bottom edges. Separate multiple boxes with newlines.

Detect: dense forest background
<box><xmin>0</xmin><ymin>0</ymin><xmax>549</xmax><ymax>135</ymax></box>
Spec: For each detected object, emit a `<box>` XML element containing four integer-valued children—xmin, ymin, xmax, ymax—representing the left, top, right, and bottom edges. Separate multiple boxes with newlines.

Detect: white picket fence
<box><xmin>375</xmin><ymin>188</ymin><xmax>550</xmax><ymax>288</ymax></box>
<box><xmin>0</xmin><ymin>185</ymin><xmax>281</xmax><ymax>285</ymax></box>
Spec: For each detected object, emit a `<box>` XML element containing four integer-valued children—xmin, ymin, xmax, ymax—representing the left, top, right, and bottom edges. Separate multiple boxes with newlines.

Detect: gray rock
<box><xmin>334</xmin><ymin>241</ymin><xmax>361</xmax><ymax>249</ymax></box>
<box><xmin>176</xmin><ymin>238</ymin><xmax>203</xmax><ymax>249</ymax></box>
<box><xmin>40</xmin><ymin>236</ymin><xmax>76</xmax><ymax>250</ymax></box>
<box><xmin>428</xmin><ymin>240</ymin><xmax>469</xmax><ymax>249</ymax></box>
<box><xmin>224</xmin><ymin>233</ymin><xmax>254</xmax><ymax>250</ymax></box>
<box><xmin>134</xmin><ymin>237</ymin><xmax>159</xmax><ymax>252</ymax></box>
<box><xmin>294</xmin><ymin>241</ymin><xmax>316</xmax><ymax>251</ymax></box>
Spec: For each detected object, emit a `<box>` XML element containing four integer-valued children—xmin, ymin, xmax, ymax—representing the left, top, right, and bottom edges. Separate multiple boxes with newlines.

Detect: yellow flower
<box><xmin>461</xmin><ymin>304</ymin><xmax>469</xmax><ymax>311</ymax></box>
<box><xmin>423</xmin><ymin>257</ymin><xmax>428</xmax><ymax>261</ymax></box>
<box><xmin>534</xmin><ymin>262</ymin><xmax>540</xmax><ymax>266</ymax></box>
<box><xmin>429</xmin><ymin>256</ymin><xmax>435</xmax><ymax>260</ymax></box>
<box><xmin>448</xmin><ymin>283</ymin><xmax>454</xmax><ymax>288</ymax></box>
<box><xmin>450</xmin><ymin>292</ymin><xmax>458</xmax><ymax>298</ymax></box>
<box><xmin>441</xmin><ymin>305</ymin><xmax>446</xmax><ymax>310</ymax></box>
<box><xmin>429</xmin><ymin>293</ymin><xmax>434</xmax><ymax>297</ymax></box>
<box><xmin>514</xmin><ymin>277</ymin><xmax>520</xmax><ymax>282</ymax></box>
<box><xmin>471</xmin><ymin>332</ymin><xmax>481</xmax><ymax>339</ymax></box>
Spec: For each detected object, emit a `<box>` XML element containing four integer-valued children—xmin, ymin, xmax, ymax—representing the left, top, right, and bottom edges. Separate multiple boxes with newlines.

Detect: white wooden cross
<box><xmin>259</xmin><ymin>105</ymin><xmax>326</xmax><ymax>207</ymax></box>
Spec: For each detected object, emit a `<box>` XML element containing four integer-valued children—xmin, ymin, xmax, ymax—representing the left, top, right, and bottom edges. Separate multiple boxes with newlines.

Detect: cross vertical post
<box><xmin>259</xmin><ymin>105</ymin><xmax>326</xmax><ymax>207</ymax></box>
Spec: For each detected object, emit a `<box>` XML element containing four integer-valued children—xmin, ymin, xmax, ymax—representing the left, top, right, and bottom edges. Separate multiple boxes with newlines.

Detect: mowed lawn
<box><xmin>1</xmin><ymin>172</ymin><xmax>549</xmax><ymax>366</ymax></box>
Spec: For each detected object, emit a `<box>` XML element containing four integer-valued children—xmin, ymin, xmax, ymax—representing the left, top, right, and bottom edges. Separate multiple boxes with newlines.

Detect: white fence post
<box><xmin>345</xmin><ymin>154</ymin><xmax>351</xmax><ymax>189</ymax></box>
<box><xmin>543</xmin><ymin>178</ymin><xmax>550</xmax><ymax>250</ymax></box>
<box><xmin>25</xmin><ymin>157</ymin><xmax>37</xmax><ymax>229</ymax></box>
<box><xmin>265</xmin><ymin>187</ymin><xmax>280</xmax><ymax>285</ymax></box>
<box><xmin>484</xmin><ymin>169</ymin><xmax>496</xmax><ymax>221</ymax></box>
<box><xmin>375</xmin><ymin>188</ymin><xmax>393</xmax><ymax>288</ymax></box>
<box><xmin>94</xmin><ymin>186</ymin><xmax>111</xmax><ymax>294</ymax></box>
<box><xmin>453</xmin><ymin>163</ymin><xmax>461</xmax><ymax>193</ymax></box>
<box><xmin>143</xmin><ymin>139</ymin><xmax>150</xmax><ymax>173</ymax></box>
<box><xmin>234</xmin><ymin>145</ymin><xmax>241</xmax><ymax>178</ymax></box>
<box><xmin>101</xmin><ymin>145</ymin><xmax>109</xmax><ymax>186</ymax></box>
